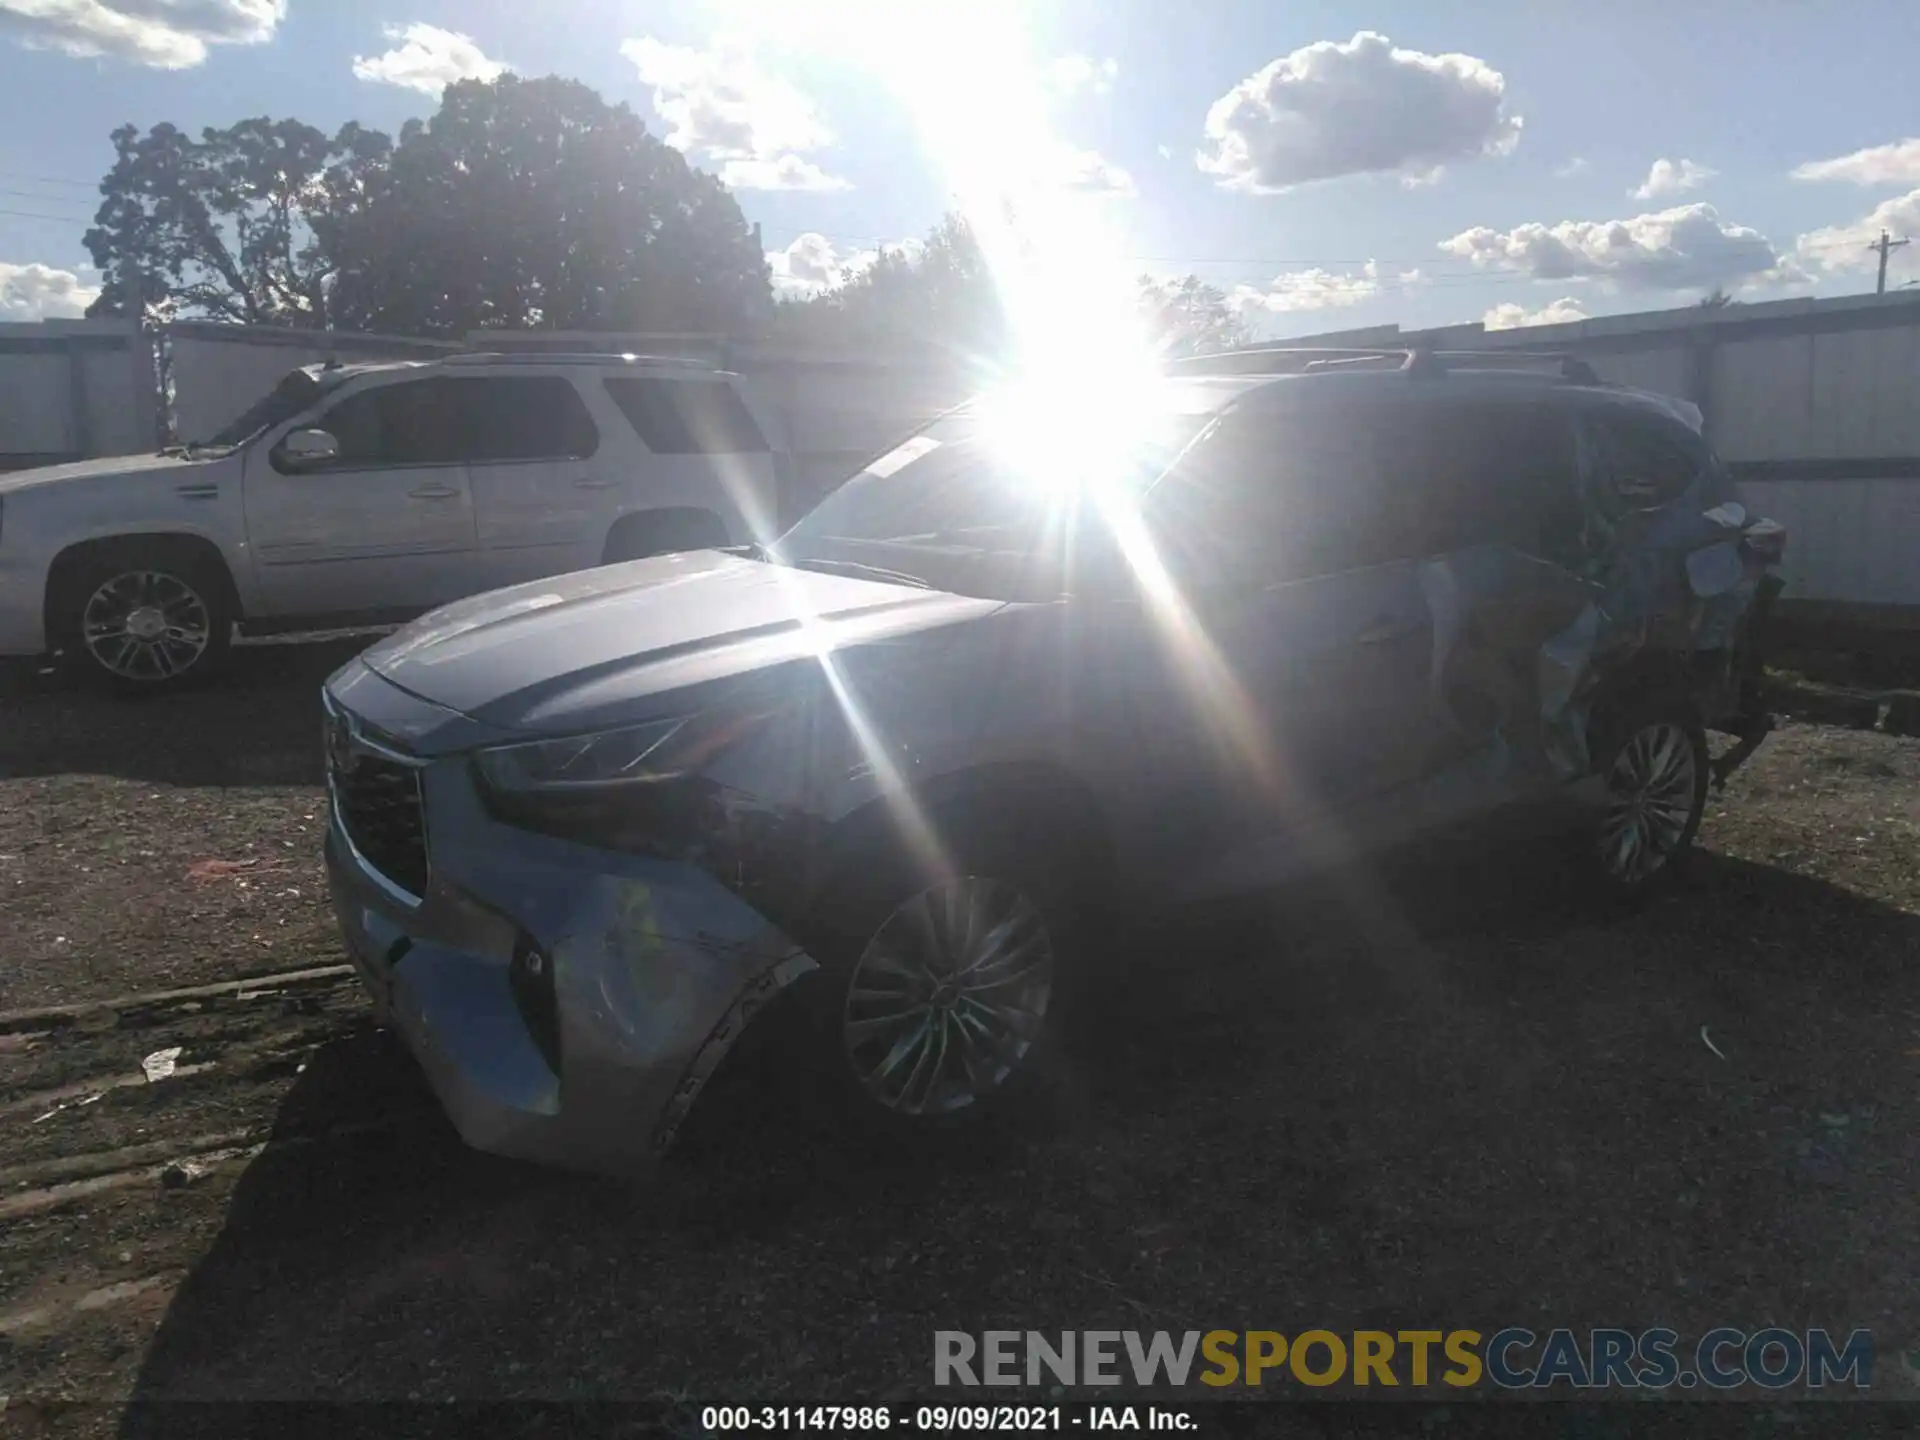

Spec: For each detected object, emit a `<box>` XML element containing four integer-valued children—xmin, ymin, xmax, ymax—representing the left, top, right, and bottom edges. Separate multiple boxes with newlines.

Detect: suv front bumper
<box><xmin>322</xmin><ymin>672</ymin><xmax>817</xmax><ymax>1177</ymax></box>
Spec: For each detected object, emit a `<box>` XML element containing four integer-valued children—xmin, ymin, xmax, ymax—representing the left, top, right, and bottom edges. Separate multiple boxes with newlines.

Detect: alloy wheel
<box><xmin>80</xmin><ymin>570</ymin><xmax>213</xmax><ymax>682</ymax></box>
<box><xmin>1598</xmin><ymin>722</ymin><xmax>1698</xmax><ymax>884</ymax></box>
<box><xmin>841</xmin><ymin>877</ymin><xmax>1055</xmax><ymax>1117</ymax></box>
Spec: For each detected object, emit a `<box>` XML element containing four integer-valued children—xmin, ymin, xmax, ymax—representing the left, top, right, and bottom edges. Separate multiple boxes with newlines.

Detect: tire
<box><xmin>794</xmin><ymin>817</ymin><xmax>1086</xmax><ymax>1142</ymax></box>
<box><xmin>51</xmin><ymin>542</ymin><xmax>233</xmax><ymax>693</ymax></box>
<box><xmin>1583</xmin><ymin>694</ymin><xmax>1709</xmax><ymax>898</ymax></box>
<box><xmin>602</xmin><ymin>510</ymin><xmax>728</xmax><ymax>565</ymax></box>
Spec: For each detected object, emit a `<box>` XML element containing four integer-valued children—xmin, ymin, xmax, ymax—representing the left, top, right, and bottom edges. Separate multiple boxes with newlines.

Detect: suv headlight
<box><xmin>471</xmin><ymin>711</ymin><xmax>775</xmax><ymax>852</ymax></box>
<box><xmin>474</xmin><ymin>717</ymin><xmax>690</xmax><ymax>795</ymax></box>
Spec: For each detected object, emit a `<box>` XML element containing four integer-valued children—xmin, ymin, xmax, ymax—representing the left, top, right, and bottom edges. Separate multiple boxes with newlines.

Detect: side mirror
<box><xmin>278</xmin><ymin>428</ymin><xmax>339</xmax><ymax>469</ymax></box>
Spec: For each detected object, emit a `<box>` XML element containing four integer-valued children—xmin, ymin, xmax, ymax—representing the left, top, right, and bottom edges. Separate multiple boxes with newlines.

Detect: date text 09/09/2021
<box><xmin>701</xmin><ymin>1407</ymin><xmax>1190</xmax><ymax>1432</ymax></box>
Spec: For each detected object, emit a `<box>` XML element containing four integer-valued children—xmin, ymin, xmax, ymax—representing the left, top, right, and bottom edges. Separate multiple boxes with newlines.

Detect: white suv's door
<box><xmin>243</xmin><ymin>375</ymin><xmax>479</xmax><ymax>621</ymax></box>
<box><xmin>456</xmin><ymin>373</ymin><xmax>608</xmax><ymax>587</ymax></box>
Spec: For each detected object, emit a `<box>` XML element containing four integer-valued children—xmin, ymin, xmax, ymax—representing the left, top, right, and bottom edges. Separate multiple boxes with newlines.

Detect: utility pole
<box><xmin>1868</xmin><ymin>229</ymin><xmax>1909</xmax><ymax>295</ymax></box>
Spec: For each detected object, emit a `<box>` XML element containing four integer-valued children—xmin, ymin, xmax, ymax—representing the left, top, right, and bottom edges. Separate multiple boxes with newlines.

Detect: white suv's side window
<box><xmin>286</xmin><ymin>379</ymin><xmax>465</xmax><ymax>471</ymax></box>
<box><xmin>451</xmin><ymin>376</ymin><xmax>600</xmax><ymax>464</ymax></box>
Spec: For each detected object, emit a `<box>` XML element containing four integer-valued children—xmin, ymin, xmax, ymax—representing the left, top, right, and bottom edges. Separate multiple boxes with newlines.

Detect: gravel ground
<box><xmin>2</xmin><ymin>640</ymin><xmax>1918</xmax><ymax>1430</ymax></box>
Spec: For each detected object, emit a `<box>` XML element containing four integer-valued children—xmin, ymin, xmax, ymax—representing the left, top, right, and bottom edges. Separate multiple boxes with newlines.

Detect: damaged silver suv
<box><xmin>321</xmin><ymin>347</ymin><xmax>1785</xmax><ymax>1175</ymax></box>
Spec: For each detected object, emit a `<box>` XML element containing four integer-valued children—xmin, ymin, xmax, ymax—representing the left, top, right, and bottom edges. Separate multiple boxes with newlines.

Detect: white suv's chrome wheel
<box><xmin>80</xmin><ymin>570</ymin><xmax>213</xmax><ymax>682</ymax></box>
<box><xmin>841</xmin><ymin>877</ymin><xmax>1055</xmax><ymax>1117</ymax></box>
<box><xmin>1598</xmin><ymin>721</ymin><xmax>1699</xmax><ymax>884</ymax></box>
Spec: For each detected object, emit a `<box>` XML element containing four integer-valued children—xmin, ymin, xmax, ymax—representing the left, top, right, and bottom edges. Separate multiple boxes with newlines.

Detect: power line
<box><xmin>0</xmin><ymin>206</ymin><xmax>91</xmax><ymax>224</ymax></box>
<box><xmin>0</xmin><ymin>170</ymin><xmax>99</xmax><ymax>191</ymax></box>
<box><xmin>0</xmin><ymin>187</ymin><xmax>94</xmax><ymax>212</ymax></box>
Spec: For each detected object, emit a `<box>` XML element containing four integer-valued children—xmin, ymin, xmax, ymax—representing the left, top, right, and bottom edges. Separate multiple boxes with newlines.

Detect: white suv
<box><xmin>0</xmin><ymin>352</ymin><xmax>788</xmax><ymax>689</ymax></box>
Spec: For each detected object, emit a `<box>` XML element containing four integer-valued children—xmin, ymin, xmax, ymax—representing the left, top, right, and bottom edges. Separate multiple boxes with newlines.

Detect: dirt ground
<box><xmin>2</xmin><ymin>640</ymin><xmax>1918</xmax><ymax>1431</ymax></box>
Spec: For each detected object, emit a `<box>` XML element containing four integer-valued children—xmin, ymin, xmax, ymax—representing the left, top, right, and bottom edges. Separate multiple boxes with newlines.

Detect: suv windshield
<box><xmin>775</xmin><ymin>403</ymin><xmax>1212</xmax><ymax>600</ymax></box>
<box><xmin>198</xmin><ymin>369</ymin><xmax>337</xmax><ymax>449</ymax></box>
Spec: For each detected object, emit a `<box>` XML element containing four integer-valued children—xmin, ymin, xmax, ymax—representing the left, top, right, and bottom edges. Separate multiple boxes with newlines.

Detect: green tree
<box><xmin>1136</xmin><ymin>274</ymin><xmax>1249</xmax><ymax>357</ymax></box>
<box><xmin>775</xmin><ymin>214</ymin><xmax>1009</xmax><ymax>360</ymax></box>
<box><xmin>1697</xmin><ymin>287</ymin><xmax>1736</xmax><ymax>309</ymax></box>
<box><xmin>774</xmin><ymin>215</ymin><xmax>1245</xmax><ymax>367</ymax></box>
<box><xmin>327</xmin><ymin>75</ymin><xmax>770</xmax><ymax>337</ymax></box>
<box><xmin>84</xmin><ymin>117</ymin><xmax>391</xmax><ymax>325</ymax></box>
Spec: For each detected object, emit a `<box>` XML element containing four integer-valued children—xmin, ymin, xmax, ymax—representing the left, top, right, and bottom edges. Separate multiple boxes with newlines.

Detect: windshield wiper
<box><xmin>788</xmin><ymin>556</ymin><xmax>934</xmax><ymax>590</ymax></box>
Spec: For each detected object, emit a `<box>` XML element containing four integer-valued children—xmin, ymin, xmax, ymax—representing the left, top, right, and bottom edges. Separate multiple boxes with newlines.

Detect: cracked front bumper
<box><xmin>322</xmin><ymin>670</ymin><xmax>816</xmax><ymax>1177</ymax></box>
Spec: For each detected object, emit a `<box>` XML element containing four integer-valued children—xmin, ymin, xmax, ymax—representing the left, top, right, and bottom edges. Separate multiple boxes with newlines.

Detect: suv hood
<box><xmin>0</xmin><ymin>450</ymin><xmax>213</xmax><ymax>497</ymax></box>
<box><xmin>361</xmin><ymin>550</ymin><xmax>1004</xmax><ymax>733</ymax></box>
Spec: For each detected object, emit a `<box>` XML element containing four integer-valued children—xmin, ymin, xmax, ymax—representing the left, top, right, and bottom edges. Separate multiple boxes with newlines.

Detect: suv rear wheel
<box><xmin>52</xmin><ymin>542</ymin><xmax>234</xmax><ymax>692</ymax></box>
<box><xmin>1587</xmin><ymin>698</ymin><xmax>1709</xmax><ymax>895</ymax></box>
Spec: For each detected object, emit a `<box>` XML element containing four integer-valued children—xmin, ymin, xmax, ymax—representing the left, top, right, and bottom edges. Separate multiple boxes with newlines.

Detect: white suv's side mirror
<box><xmin>278</xmin><ymin>428</ymin><xmax>340</xmax><ymax>469</ymax></box>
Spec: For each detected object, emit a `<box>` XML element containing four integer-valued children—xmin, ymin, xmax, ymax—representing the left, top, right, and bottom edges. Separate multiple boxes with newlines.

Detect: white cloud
<box><xmin>1439</xmin><ymin>204</ymin><xmax>1790</xmax><ymax>292</ymax></box>
<box><xmin>1483</xmin><ymin>296</ymin><xmax>1588</xmax><ymax>330</ymax></box>
<box><xmin>0</xmin><ymin>0</ymin><xmax>284</xmax><ymax>68</ymax></box>
<box><xmin>1156</xmin><ymin>143</ymin><xmax>1172</xmax><ymax>161</ymax></box>
<box><xmin>623</xmin><ymin>35</ymin><xmax>849</xmax><ymax>192</ymax></box>
<box><xmin>352</xmin><ymin>23</ymin><xmax>506</xmax><ymax>96</ymax></box>
<box><xmin>0</xmin><ymin>261</ymin><xmax>100</xmax><ymax>321</ymax></box>
<box><xmin>720</xmin><ymin>155</ymin><xmax>849</xmax><ymax>192</ymax></box>
<box><xmin>1630</xmin><ymin>157</ymin><xmax>1716</xmax><ymax>201</ymax></box>
<box><xmin>1554</xmin><ymin>157</ymin><xmax>1591</xmax><ymax>178</ymax></box>
<box><xmin>1230</xmin><ymin>259</ymin><xmax>1419</xmax><ymax>314</ymax></box>
<box><xmin>1048</xmin><ymin>53</ymin><xmax>1117</xmax><ymax>98</ymax></box>
<box><xmin>1198</xmin><ymin>30</ymin><xmax>1521</xmax><ymax>193</ymax></box>
<box><xmin>1042</xmin><ymin>143</ymin><xmax>1135</xmax><ymax>197</ymax></box>
<box><xmin>766</xmin><ymin>233</ymin><xmax>922</xmax><ymax>299</ymax></box>
<box><xmin>1796</xmin><ymin>187</ymin><xmax>1920</xmax><ymax>274</ymax></box>
<box><xmin>1792</xmin><ymin>138</ymin><xmax>1920</xmax><ymax>187</ymax></box>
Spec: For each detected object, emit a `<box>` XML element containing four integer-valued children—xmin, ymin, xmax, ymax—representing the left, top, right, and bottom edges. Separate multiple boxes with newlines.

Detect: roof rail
<box><xmin>1409</xmin><ymin>348</ymin><xmax>1603</xmax><ymax>384</ymax></box>
<box><xmin>442</xmin><ymin>351</ymin><xmax>721</xmax><ymax>369</ymax></box>
<box><xmin>1166</xmin><ymin>345</ymin><xmax>1411</xmax><ymax>376</ymax></box>
<box><xmin>1168</xmin><ymin>343</ymin><xmax>1605</xmax><ymax>385</ymax></box>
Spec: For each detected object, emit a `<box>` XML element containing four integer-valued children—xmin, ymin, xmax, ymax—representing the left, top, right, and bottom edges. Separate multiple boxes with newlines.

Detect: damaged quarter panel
<box><xmin>1534</xmin><ymin>394</ymin><xmax>1785</xmax><ymax>776</ymax></box>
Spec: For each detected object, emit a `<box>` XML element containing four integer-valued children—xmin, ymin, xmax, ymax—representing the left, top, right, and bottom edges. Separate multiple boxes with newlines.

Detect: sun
<box><xmin>702</xmin><ymin>0</ymin><xmax>1167</xmax><ymax>432</ymax></box>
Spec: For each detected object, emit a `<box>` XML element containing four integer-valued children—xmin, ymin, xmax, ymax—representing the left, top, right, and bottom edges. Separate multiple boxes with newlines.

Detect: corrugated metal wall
<box><xmin>1736</xmin><ymin>479</ymin><xmax>1920</xmax><ymax>606</ymax></box>
<box><xmin>1710</xmin><ymin>325</ymin><xmax>1920</xmax><ymax>460</ymax></box>
<box><xmin>0</xmin><ymin>319</ymin><xmax>154</xmax><ymax>469</ymax></box>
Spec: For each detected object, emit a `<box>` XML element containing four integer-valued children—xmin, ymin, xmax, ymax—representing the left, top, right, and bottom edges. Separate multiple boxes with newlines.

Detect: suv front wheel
<box><xmin>52</xmin><ymin>542</ymin><xmax>234</xmax><ymax>692</ymax></box>
<box><xmin>798</xmin><ymin>825</ymin><xmax>1082</xmax><ymax>1138</ymax></box>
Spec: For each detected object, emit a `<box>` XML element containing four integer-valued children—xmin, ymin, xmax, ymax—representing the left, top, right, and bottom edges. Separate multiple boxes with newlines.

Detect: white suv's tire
<box><xmin>52</xmin><ymin>543</ymin><xmax>234</xmax><ymax>693</ymax></box>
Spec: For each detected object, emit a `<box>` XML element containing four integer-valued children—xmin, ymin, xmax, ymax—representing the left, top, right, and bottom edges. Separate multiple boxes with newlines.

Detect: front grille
<box><xmin>330</xmin><ymin>747</ymin><xmax>429</xmax><ymax>901</ymax></box>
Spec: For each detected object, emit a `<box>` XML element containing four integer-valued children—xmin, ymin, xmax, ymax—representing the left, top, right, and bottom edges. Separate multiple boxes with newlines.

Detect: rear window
<box><xmin>603</xmin><ymin>377</ymin><xmax>769</xmax><ymax>454</ymax></box>
<box><xmin>1582</xmin><ymin>405</ymin><xmax>1708</xmax><ymax>507</ymax></box>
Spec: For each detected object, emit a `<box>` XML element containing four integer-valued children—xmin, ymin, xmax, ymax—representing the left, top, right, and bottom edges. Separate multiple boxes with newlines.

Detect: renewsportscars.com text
<box><xmin>933</xmin><ymin>1328</ymin><xmax>1873</xmax><ymax>1391</ymax></box>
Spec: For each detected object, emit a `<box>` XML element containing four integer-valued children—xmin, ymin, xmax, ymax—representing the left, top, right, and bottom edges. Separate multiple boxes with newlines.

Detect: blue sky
<box><xmin>3</xmin><ymin>0</ymin><xmax>1918</xmax><ymax>334</ymax></box>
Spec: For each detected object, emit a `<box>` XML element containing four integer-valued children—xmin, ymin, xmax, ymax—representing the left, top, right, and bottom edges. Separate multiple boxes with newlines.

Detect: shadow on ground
<box><xmin>0</xmin><ymin>637</ymin><xmax>376</xmax><ymax>788</ymax></box>
<box><xmin>114</xmin><ymin>842</ymin><xmax>1920</xmax><ymax>1418</ymax></box>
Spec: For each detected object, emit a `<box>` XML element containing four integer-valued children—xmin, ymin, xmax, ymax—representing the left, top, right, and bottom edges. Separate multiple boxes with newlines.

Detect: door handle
<box><xmin>573</xmin><ymin>476</ymin><xmax>617</xmax><ymax>490</ymax></box>
<box><xmin>408</xmin><ymin>484</ymin><xmax>461</xmax><ymax>500</ymax></box>
<box><xmin>1357</xmin><ymin>616</ymin><xmax>1422</xmax><ymax>644</ymax></box>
